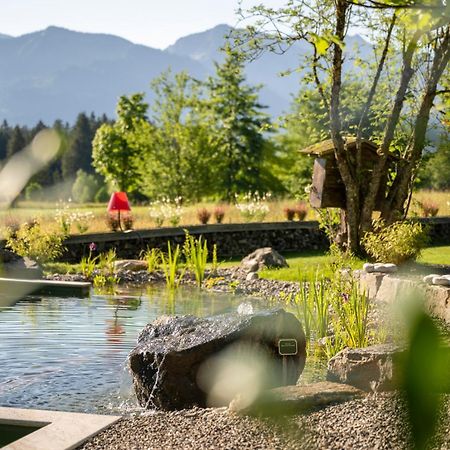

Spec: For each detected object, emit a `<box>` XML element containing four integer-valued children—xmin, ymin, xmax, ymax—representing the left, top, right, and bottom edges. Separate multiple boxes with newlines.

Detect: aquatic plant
<box><xmin>80</xmin><ymin>252</ymin><xmax>98</xmax><ymax>278</ymax></box>
<box><xmin>183</xmin><ymin>232</ymin><xmax>208</xmax><ymax>287</ymax></box>
<box><xmin>141</xmin><ymin>247</ymin><xmax>162</xmax><ymax>273</ymax></box>
<box><xmin>288</xmin><ymin>265</ymin><xmax>374</xmax><ymax>358</ymax></box>
<box><xmin>97</xmin><ymin>249</ymin><xmax>116</xmax><ymax>276</ymax></box>
<box><xmin>161</xmin><ymin>242</ymin><xmax>184</xmax><ymax>289</ymax></box>
<box><xmin>293</xmin><ymin>274</ymin><xmax>329</xmax><ymax>342</ymax></box>
<box><xmin>211</xmin><ymin>244</ymin><xmax>219</xmax><ymax>275</ymax></box>
<box><xmin>329</xmin><ymin>277</ymin><xmax>370</xmax><ymax>350</ymax></box>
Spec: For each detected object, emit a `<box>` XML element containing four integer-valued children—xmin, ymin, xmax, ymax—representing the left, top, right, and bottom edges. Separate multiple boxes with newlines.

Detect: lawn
<box><xmin>259</xmin><ymin>246</ymin><xmax>450</xmax><ymax>282</ymax></box>
<box><xmin>259</xmin><ymin>250</ymin><xmax>364</xmax><ymax>282</ymax></box>
<box><xmin>418</xmin><ymin>246</ymin><xmax>450</xmax><ymax>265</ymax></box>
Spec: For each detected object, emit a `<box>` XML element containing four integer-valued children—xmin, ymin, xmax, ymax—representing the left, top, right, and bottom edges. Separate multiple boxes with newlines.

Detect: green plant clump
<box><xmin>363</xmin><ymin>220</ymin><xmax>429</xmax><ymax>265</ymax></box>
<box><xmin>183</xmin><ymin>232</ymin><xmax>209</xmax><ymax>287</ymax></box>
<box><xmin>141</xmin><ymin>247</ymin><xmax>162</xmax><ymax>273</ymax></box>
<box><xmin>6</xmin><ymin>222</ymin><xmax>65</xmax><ymax>264</ymax></box>
<box><xmin>161</xmin><ymin>242</ymin><xmax>185</xmax><ymax>289</ymax></box>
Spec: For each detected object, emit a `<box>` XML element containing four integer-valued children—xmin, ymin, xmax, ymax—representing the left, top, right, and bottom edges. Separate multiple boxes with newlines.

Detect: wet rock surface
<box><xmin>128</xmin><ymin>308</ymin><xmax>306</xmax><ymax>410</ymax></box>
<box><xmin>327</xmin><ymin>344</ymin><xmax>406</xmax><ymax>392</ymax></box>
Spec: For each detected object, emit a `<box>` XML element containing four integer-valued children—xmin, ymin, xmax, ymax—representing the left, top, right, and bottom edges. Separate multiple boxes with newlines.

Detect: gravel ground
<box><xmin>78</xmin><ymin>394</ymin><xmax>449</xmax><ymax>450</ymax></box>
<box><xmin>46</xmin><ymin>267</ymin><xmax>301</xmax><ymax>300</ymax></box>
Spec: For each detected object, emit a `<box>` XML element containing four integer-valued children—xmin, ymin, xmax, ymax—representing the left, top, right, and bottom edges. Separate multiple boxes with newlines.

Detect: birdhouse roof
<box><xmin>300</xmin><ymin>137</ymin><xmax>378</xmax><ymax>157</ymax></box>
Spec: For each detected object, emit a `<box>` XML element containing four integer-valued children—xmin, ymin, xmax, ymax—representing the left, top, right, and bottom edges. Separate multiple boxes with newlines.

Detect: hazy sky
<box><xmin>0</xmin><ymin>0</ymin><xmax>287</xmax><ymax>49</ymax></box>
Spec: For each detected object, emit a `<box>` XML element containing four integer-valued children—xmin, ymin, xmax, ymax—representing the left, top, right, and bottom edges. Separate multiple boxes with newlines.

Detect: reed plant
<box><xmin>293</xmin><ymin>274</ymin><xmax>330</xmax><ymax>343</ymax></box>
<box><xmin>80</xmin><ymin>253</ymin><xmax>97</xmax><ymax>278</ymax></box>
<box><xmin>183</xmin><ymin>232</ymin><xmax>209</xmax><ymax>287</ymax></box>
<box><xmin>291</xmin><ymin>269</ymin><xmax>373</xmax><ymax>359</ymax></box>
<box><xmin>210</xmin><ymin>244</ymin><xmax>219</xmax><ymax>275</ymax></box>
<box><xmin>141</xmin><ymin>247</ymin><xmax>162</xmax><ymax>273</ymax></box>
<box><xmin>97</xmin><ymin>249</ymin><xmax>116</xmax><ymax>276</ymax></box>
<box><xmin>331</xmin><ymin>279</ymin><xmax>369</xmax><ymax>349</ymax></box>
<box><xmin>161</xmin><ymin>242</ymin><xmax>184</xmax><ymax>289</ymax></box>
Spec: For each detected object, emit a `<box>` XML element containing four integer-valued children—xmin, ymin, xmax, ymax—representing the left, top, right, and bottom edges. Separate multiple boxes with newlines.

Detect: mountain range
<box><xmin>0</xmin><ymin>24</ymin><xmax>371</xmax><ymax>125</ymax></box>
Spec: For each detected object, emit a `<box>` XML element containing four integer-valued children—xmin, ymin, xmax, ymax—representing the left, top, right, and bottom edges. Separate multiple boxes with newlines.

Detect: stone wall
<box><xmin>53</xmin><ymin>216</ymin><xmax>450</xmax><ymax>263</ymax></box>
<box><xmin>419</xmin><ymin>217</ymin><xmax>450</xmax><ymax>245</ymax></box>
<box><xmin>356</xmin><ymin>271</ymin><xmax>450</xmax><ymax>325</ymax></box>
<box><xmin>61</xmin><ymin>221</ymin><xmax>329</xmax><ymax>262</ymax></box>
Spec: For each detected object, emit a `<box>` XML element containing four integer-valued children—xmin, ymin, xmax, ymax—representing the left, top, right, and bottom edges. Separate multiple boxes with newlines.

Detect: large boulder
<box><xmin>128</xmin><ymin>308</ymin><xmax>306</xmax><ymax>410</ymax></box>
<box><xmin>327</xmin><ymin>344</ymin><xmax>406</xmax><ymax>392</ymax></box>
<box><xmin>240</xmin><ymin>247</ymin><xmax>288</xmax><ymax>272</ymax></box>
<box><xmin>0</xmin><ymin>248</ymin><xmax>43</xmax><ymax>279</ymax></box>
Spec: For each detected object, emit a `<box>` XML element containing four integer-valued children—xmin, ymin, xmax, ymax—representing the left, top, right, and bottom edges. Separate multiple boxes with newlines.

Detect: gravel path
<box><xmin>78</xmin><ymin>394</ymin><xmax>449</xmax><ymax>450</ymax></box>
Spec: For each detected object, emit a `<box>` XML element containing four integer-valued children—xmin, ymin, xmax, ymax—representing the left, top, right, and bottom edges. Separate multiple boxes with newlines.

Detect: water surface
<box><xmin>0</xmin><ymin>286</ymin><xmax>245</xmax><ymax>414</ymax></box>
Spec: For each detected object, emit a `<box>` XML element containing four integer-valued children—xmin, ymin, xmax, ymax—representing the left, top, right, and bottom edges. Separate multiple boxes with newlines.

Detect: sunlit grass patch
<box><xmin>418</xmin><ymin>246</ymin><xmax>450</xmax><ymax>265</ymax></box>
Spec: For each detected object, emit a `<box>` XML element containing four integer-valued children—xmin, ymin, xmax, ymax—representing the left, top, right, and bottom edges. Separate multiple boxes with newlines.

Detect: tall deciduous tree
<box><xmin>140</xmin><ymin>71</ymin><xmax>219</xmax><ymax>201</ymax></box>
<box><xmin>92</xmin><ymin>93</ymin><xmax>149</xmax><ymax>193</ymax></box>
<box><xmin>239</xmin><ymin>0</ymin><xmax>450</xmax><ymax>252</ymax></box>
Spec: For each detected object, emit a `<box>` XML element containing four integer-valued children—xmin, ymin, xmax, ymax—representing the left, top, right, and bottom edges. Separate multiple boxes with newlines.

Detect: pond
<box><xmin>0</xmin><ymin>286</ymin><xmax>326</xmax><ymax>415</ymax></box>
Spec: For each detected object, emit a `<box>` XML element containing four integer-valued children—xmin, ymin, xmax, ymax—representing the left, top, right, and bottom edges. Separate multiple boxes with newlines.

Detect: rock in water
<box><xmin>128</xmin><ymin>308</ymin><xmax>306</xmax><ymax>410</ymax></box>
<box><xmin>240</xmin><ymin>247</ymin><xmax>288</xmax><ymax>272</ymax></box>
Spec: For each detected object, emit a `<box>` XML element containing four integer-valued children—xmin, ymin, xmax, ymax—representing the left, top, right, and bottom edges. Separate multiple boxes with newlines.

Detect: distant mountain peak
<box><xmin>166</xmin><ymin>24</ymin><xmax>233</xmax><ymax>63</ymax></box>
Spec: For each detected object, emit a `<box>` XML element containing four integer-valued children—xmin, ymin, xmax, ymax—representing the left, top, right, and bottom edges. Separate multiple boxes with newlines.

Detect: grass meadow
<box><xmin>1</xmin><ymin>190</ymin><xmax>448</xmax><ymax>237</ymax></box>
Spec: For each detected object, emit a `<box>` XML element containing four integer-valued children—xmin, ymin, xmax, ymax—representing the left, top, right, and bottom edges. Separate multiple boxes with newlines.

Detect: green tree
<box><xmin>140</xmin><ymin>71</ymin><xmax>218</xmax><ymax>201</ymax></box>
<box><xmin>240</xmin><ymin>1</ymin><xmax>450</xmax><ymax>252</ymax></box>
<box><xmin>92</xmin><ymin>93</ymin><xmax>149</xmax><ymax>193</ymax></box>
<box><xmin>0</xmin><ymin>120</ymin><xmax>11</xmax><ymax>161</ymax></box>
<box><xmin>422</xmin><ymin>135</ymin><xmax>450</xmax><ymax>189</ymax></box>
<box><xmin>71</xmin><ymin>169</ymin><xmax>103</xmax><ymax>203</ymax></box>
<box><xmin>62</xmin><ymin>113</ymin><xmax>96</xmax><ymax>179</ymax></box>
<box><xmin>7</xmin><ymin>126</ymin><xmax>27</xmax><ymax>158</ymax></box>
<box><xmin>206</xmin><ymin>48</ymin><xmax>271</xmax><ymax>199</ymax></box>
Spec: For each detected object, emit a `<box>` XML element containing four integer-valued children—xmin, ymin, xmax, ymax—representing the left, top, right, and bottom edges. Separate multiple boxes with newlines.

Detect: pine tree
<box><xmin>0</xmin><ymin>120</ymin><xmax>11</xmax><ymax>161</ymax></box>
<box><xmin>7</xmin><ymin>126</ymin><xmax>27</xmax><ymax>158</ymax></box>
<box><xmin>62</xmin><ymin>113</ymin><xmax>95</xmax><ymax>179</ymax></box>
<box><xmin>206</xmin><ymin>47</ymin><xmax>271</xmax><ymax>199</ymax></box>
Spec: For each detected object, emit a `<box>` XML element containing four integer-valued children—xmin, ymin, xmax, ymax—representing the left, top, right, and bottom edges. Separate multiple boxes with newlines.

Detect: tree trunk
<box><xmin>383</xmin><ymin>27</ymin><xmax>450</xmax><ymax>222</ymax></box>
<box><xmin>360</xmin><ymin>30</ymin><xmax>422</xmax><ymax>231</ymax></box>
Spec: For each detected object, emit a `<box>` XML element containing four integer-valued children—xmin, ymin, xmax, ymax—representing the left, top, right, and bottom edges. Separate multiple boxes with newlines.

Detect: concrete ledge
<box><xmin>0</xmin><ymin>279</ymin><xmax>91</xmax><ymax>307</ymax></box>
<box><xmin>0</xmin><ymin>407</ymin><xmax>120</xmax><ymax>450</ymax></box>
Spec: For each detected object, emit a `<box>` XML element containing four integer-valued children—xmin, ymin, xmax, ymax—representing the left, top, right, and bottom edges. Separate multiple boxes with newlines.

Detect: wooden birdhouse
<box><xmin>300</xmin><ymin>137</ymin><xmax>392</xmax><ymax>210</ymax></box>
